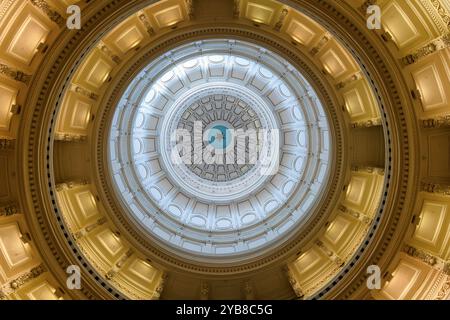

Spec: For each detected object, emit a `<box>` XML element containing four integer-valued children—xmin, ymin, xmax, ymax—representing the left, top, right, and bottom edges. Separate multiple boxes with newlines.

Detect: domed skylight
<box><xmin>109</xmin><ymin>39</ymin><xmax>331</xmax><ymax>261</ymax></box>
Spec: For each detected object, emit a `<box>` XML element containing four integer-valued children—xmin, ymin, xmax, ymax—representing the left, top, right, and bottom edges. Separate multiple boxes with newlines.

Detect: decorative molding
<box><xmin>310</xmin><ymin>33</ymin><xmax>330</xmax><ymax>56</ymax></box>
<box><xmin>185</xmin><ymin>0</ymin><xmax>194</xmax><ymax>20</ymax></box>
<box><xmin>403</xmin><ymin>244</ymin><xmax>450</xmax><ymax>275</ymax></box>
<box><xmin>0</xmin><ymin>138</ymin><xmax>14</xmax><ymax>150</ymax></box>
<box><xmin>10</xmin><ymin>104</ymin><xmax>21</xmax><ymax>115</ymax></box>
<box><xmin>0</xmin><ymin>0</ymin><xmax>14</xmax><ymax>22</ymax></box>
<box><xmin>419</xmin><ymin>0</ymin><xmax>446</xmax><ymax>34</ymax></box>
<box><xmin>424</xmin><ymin>271</ymin><xmax>446</xmax><ymax>299</ymax></box>
<box><xmin>0</xmin><ymin>203</ymin><xmax>19</xmax><ymax>217</ymax></box>
<box><xmin>55</xmin><ymin>132</ymin><xmax>87</xmax><ymax>142</ymax></box>
<box><xmin>380</xmin><ymin>31</ymin><xmax>393</xmax><ymax>43</ymax></box>
<box><xmin>350</xmin><ymin>166</ymin><xmax>385</xmax><ymax>175</ymax></box>
<box><xmin>0</xmin><ymin>64</ymin><xmax>31</xmax><ymax>84</ymax></box>
<box><xmin>74</xmin><ymin>217</ymin><xmax>107</xmax><ymax>239</ymax></box>
<box><xmin>9</xmin><ymin>264</ymin><xmax>46</xmax><ymax>290</ymax></box>
<box><xmin>105</xmin><ymin>249</ymin><xmax>134</xmax><ymax>280</ymax></box>
<box><xmin>422</xmin><ymin>115</ymin><xmax>450</xmax><ymax>128</ymax></box>
<box><xmin>284</xmin><ymin>266</ymin><xmax>304</xmax><ymax>299</ymax></box>
<box><xmin>339</xmin><ymin>205</ymin><xmax>372</xmax><ymax>224</ymax></box>
<box><xmin>137</xmin><ymin>10</ymin><xmax>155</xmax><ymax>36</ymax></box>
<box><xmin>151</xmin><ymin>272</ymin><xmax>167</xmax><ymax>300</ymax></box>
<box><xmin>336</xmin><ymin>72</ymin><xmax>363</xmax><ymax>90</ymax></box>
<box><xmin>430</xmin><ymin>0</ymin><xmax>450</xmax><ymax>31</ymax></box>
<box><xmin>72</xmin><ymin>85</ymin><xmax>99</xmax><ymax>101</ymax></box>
<box><xmin>233</xmin><ymin>0</ymin><xmax>240</xmax><ymax>19</ymax></box>
<box><xmin>29</xmin><ymin>0</ymin><xmax>65</xmax><ymax>27</ymax></box>
<box><xmin>401</xmin><ymin>33</ymin><xmax>450</xmax><ymax>65</ymax></box>
<box><xmin>403</xmin><ymin>244</ymin><xmax>438</xmax><ymax>266</ymax></box>
<box><xmin>54</xmin><ymin>133</ymin><xmax>88</xmax><ymax>142</ymax></box>
<box><xmin>200</xmin><ymin>282</ymin><xmax>209</xmax><ymax>300</ymax></box>
<box><xmin>98</xmin><ymin>42</ymin><xmax>121</xmax><ymax>64</ymax></box>
<box><xmin>316</xmin><ymin>239</ymin><xmax>345</xmax><ymax>267</ymax></box>
<box><xmin>436</xmin><ymin>277</ymin><xmax>450</xmax><ymax>300</ymax></box>
<box><xmin>351</xmin><ymin>118</ymin><xmax>382</xmax><ymax>128</ymax></box>
<box><xmin>55</xmin><ymin>180</ymin><xmax>89</xmax><ymax>191</ymax></box>
<box><xmin>243</xmin><ymin>281</ymin><xmax>255</xmax><ymax>299</ymax></box>
<box><xmin>274</xmin><ymin>9</ymin><xmax>289</xmax><ymax>32</ymax></box>
<box><xmin>419</xmin><ymin>181</ymin><xmax>450</xmax><ymax>195</ymax></box>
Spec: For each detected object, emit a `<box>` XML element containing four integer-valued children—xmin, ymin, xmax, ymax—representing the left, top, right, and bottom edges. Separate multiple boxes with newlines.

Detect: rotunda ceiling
<box><xmin>6</xmin><ymin>0</ymin><xmax>440</xmax><ymax>301</ymax></box>
<box><xmin>109</xmin><ymin>39</ymin><xmax>331</xmax><ymax>259</ymax></box>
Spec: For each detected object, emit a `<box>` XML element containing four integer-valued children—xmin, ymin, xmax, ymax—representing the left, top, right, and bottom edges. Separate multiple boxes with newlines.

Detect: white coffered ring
<box><xmin>109</xmin><ymin>39</ymin><xmax>331</xmax><ymax>260</ymax></box>
<box><xmin>160</xmin><ymin>82</ymin><xmax>278</xmax><ymax>203</ymax></box>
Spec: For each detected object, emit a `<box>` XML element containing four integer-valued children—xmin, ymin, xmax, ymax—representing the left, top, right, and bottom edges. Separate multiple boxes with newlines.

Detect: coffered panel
<box><xmin>240</xmin><ymin>0</ymin><xmax>285</xmax><ymax>26</ymax></box>
<box><xmin>288</xmin><ymin>247</ymin><xmax>338</xmax><ymax>296</ymax></box>
<box><xmin>377</xmin><ymin>254</ymin><xmax>441</xmax><ymax>300</ymax></box>
<box><xmin>0</xmin><ymin>82</ymin><xmax>17</xmax><ymax>135</ymax></box>
<box><xmin>380</xmin><ymin>0</ymin><xmax>436</xmax><ymax>53</ymax></box>
<box><xmin>283</xmin><ymin>11</ymin><xmax>325</xmax><ymax>47</ymax></box>
<box><xmin>343</xmin><ymin>79</ymin><xmax>380</xmax><ymax>122</ymax></box>
<box><xmin>411</xmin><ymin>194</ymin><xmax>450</xmax><ymax>259</ymax></box>
<box><xmin>344</xmin><ymin>171</ymin><xmax>384</xmax><ymax>217</ymax></box>
<box><xmin>103</xmin><ymin>16</ymin><xmax>147</xmax><ymax>55</ymax></box>
<box><xmin>56</xmin><ymin>185</ymin><xmax>102</xmax><ymax>231</ymax></box>
<box><xmin>14</xmin><ymin>273</ymin><xmax>62</xmax><ymax>300</ymax></box>
<box><xmin>114</xmin><ymin>257</ymin><xmax>163</xmax><ymax>299</ymax></box>
<box><xmin>143</xmin><ymin>0</ymin><xmax>188</xmax><ymax>30</ymax></box>
<box><xmin>7</xmin><ymin>16</ymin><xmax>50</xmax><ymax>65</ymax></box>
<box><xmin>318</xmin><ymin>39</ymin><xmax>359</xmax><ymax>82</ymax></box>
<box><xmin>0</xmin><ymin>221</ymin><xmax>36</xmax><ymax>281</ymax></box>
<box><xmin>79</xmin><ymin>225</ymin><xmax>127</xmax><ymax>272</ymax></box>
<box><xmin>73</xmin><ymin>48</ymin><xmax>113</xmax><ymax>91</ymax></box>
<box><xmin>410</xmin><ymin>49</ymin><xmax>450</xmax><ymax>117</ymax></box>
<box><xmin>56</xmin><ymin>91</ymin><xmax>93</xmax><ymax>135</ymax></box>
<box><xmin>0</xmin><ymin>2</ymin><xmax>52</xmax><ymax>68</ymax></box>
